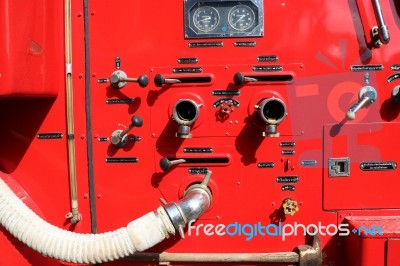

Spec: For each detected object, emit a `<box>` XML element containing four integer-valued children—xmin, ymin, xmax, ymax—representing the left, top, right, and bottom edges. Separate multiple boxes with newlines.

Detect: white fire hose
<box><xmin>0</xmin><ymin>171</ymin><xmax>212</xmax><ymax>264</ymax></box>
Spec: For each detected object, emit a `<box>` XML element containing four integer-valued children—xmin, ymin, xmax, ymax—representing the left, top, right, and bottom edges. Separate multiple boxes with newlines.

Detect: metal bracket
<box><xmin>328</xmin><ymin>158</ymin><xmax>350</xmax><ymax>177</ymax></box>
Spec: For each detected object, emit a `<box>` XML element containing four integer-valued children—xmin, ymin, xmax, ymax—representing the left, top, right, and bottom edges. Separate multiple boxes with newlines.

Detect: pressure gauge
<box><xmin>193</xmin><ymin>6</ymin><xmax>220</xmax><ymax>32</ymax></box>
<box><xmin>228</xmin><ymin>5</ymin><xmax>255</xmax><ymax>31</ymax></box>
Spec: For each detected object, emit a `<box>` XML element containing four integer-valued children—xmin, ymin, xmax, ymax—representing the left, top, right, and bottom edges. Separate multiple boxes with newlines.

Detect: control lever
<box><xmin>110</xmin><ymin>70</ymin><xmax>149</xmax><ymax>88</ymax></box>
<box><xmin>154</xmin><ymin>74</ymin><xmax>181</xmax><ymax>87</ymax></box>
<box><xmin>371</xmin><ymin>0</ymin><xmax>390</xmax><ymax>46</ymax></box>
<box><xmin>234</xmin><ymin>72</ymin><xmax>257</xmax><ymax>86</ymax></box>
<box><xmin>346</xmin><ymin>86</ymin><xmax>377</xmax><ymax>120</ymax></box>
<box><xmin>111</xmin><ymin>115</ymin><xmax>143</xmax><ymax>147</ymax></box>
<box><xmin>391</xmin><ymin>85</ymin><xmax>400</xmax><ymax>103</ymax></box>
<box><xmin>160</xmin><ymin>158</ymin><xmax>186</xmax><ymax>171</ymax></box>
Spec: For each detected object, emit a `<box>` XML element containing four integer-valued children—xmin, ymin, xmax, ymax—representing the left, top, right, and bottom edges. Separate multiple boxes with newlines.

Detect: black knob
<box><xmin>137</xmin><ymin>75</ymin><xmax>149</xmax><ymax>88</ymax></box>
<box><xmin>131</xmin><ymin>115</ymin><xmax>143</xmax><ymax>127</ymax></box>
<box><xmin>155</xmin><ymin>74</ymin><xmax>165</xmax><ymax>87</ymax></box>
<box><xmin>234</xmin><ymin>72</ymin><xmax>246</xmax><ymax>86</ymax></box>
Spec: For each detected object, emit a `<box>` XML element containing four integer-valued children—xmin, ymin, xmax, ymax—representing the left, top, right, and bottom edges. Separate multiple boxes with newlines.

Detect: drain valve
<box><xmin>283</xmin><ymin>198</ymin><xmax>299</xmax><ymax>216</ymax></box>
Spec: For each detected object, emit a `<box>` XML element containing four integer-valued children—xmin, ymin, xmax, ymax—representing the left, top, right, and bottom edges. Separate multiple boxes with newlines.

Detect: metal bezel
<box><xmin>228</xmin><ymin>4</ymin><xmax>256</xmax><ymax>31</ymax></box>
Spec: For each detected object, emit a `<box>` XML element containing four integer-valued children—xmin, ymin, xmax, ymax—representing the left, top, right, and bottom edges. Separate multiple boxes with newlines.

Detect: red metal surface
<box><xmin>345</xmin><ymin>216</ymin><xmax>400</xmax><ymax>266</ymax></box>
<box><xmin>0</xmin><ymin>0</ymin><xmax>400</xmax><ymax>265</ymax></box>
<box><xmin>0</xmin><ymin>0</ymin><xmax>62</xmax><ymax>97</ymax></box>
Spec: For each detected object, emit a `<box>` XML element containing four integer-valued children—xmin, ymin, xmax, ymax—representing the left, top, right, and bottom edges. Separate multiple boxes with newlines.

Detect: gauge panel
<box><xmin>185</xmin><ymin>0</ymin><xmax>263</xmax><ymax>39</ymax></box>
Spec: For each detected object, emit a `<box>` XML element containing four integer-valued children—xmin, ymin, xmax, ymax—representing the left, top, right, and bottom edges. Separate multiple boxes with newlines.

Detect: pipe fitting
<box><xmin>163</xmin><ymin>171</ymin><xmax>212</xmax><ymax>239</ymax></box>
<box><xmin>255</xmin><ymin>97</ymin><xmax>287</xmax><ymax>137</ymax></box>
<box><xmin>172</xmin><ymin>99</ymin><xmax>202</xmax><ymax>138</ymax></box>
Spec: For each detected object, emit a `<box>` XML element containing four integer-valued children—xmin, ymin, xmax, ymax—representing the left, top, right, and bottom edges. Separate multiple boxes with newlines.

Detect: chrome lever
<box><xmin>346</xmin><ymin>86</ymin><xmax>377</xmax><ymax>120</ymax></box>
<box><xmin>110</xmin><ymin>70</ymin><xmax>149</xmax><ymax>88</ymax></box>
<box><xmin>371</xmin><ymin>0</ymin><xmax>390</xmax><ymax>47</ymax></box>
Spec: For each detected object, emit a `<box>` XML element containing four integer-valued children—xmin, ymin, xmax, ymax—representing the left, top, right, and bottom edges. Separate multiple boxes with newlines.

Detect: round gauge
<box><xmin>193</xmin><ymin>6</ymin><xmax>220</xmax><ymax>32</ymax></box>
<box><xmin>228</xmin><ymin>5</ymin><xmax>256</xmax><ymax>31</ymax></box>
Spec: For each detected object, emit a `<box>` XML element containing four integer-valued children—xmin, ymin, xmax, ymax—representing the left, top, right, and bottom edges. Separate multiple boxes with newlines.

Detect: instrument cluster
<box><xmin>184</xmin><ymin>0</ymin><xmax>264</xmax><ymax>38</ymax></box>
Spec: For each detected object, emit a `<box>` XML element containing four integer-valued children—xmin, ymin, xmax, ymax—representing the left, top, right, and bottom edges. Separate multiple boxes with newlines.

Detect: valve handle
<box><xmin>372</xmin><ymin>0</ymin><xmax>390</xmax><ymax>45</ymax></box>
<box><xmin>234</xmin><ymin>72</ymin><xmax>257</xmax><ymax>86</ymax></box>
<box><xmin>346</xmin><ymin>86</ymin><xmax>377</xmax><ymax>120</ymax></box>
<box><xmin>200</xmin><ymin>170</ymin><xmax>212</xmax><ymax>187</ymax></box>
<box><xmin>119</xmin><ymin>115</ymin><xmax>143</xmax><ymax>137</ymax></box>
<box><xmin>110</xmin><ymin>70</ymin><xmax>149</xmax><ymax>88</ymax></box>
<box><xmin>111</xmin><ymin>115</ymin><xmax>143</xmax><ymax>147</ymax></box>
<box><xmin>160</xmin><ymin>158</ymin><xmax>186</xmax><ymax>171</ymax></box>
<box><xmin>154</xmin><ymin>74</ymin><xmax>181</xmax><ymax>87</ymax></box>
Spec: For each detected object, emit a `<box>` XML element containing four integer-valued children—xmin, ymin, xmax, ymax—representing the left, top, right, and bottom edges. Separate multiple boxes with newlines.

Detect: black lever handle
<box><xmin>154</xmin><ymin>74</ymin><xmax>181</xmax><ymax>87</ymax></box>
<box><xmin>233</xmin><ymin>72</ymin><xmax>258</xmax><ymax>86</ymax></box>
<box><xmin>160</xmin><ymin>158</ymin><xmax>186</xmax><ymax>171</ymax></box>
<box><xmin>111</xmin><ymin>115</ymin><xmax>143</xmax><ymax>147</ymax></box>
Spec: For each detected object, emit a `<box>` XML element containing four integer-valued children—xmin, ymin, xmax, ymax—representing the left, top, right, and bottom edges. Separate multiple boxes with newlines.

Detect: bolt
<box><xmin>94</xmin><ymin>134</ymin><xmax>99</xmax><ymax>139</ymax></box>
<box><xmin>272</xmin><ymin>202</ymin><xmax>276</xmax><ymax>206</ymax></box>
<box><xmin>237</xmin><ymin>181</ymin><xmax>241</xmax><ymax>185</ymax></box>
<box><xmin>80</xmin><ymin>134</ymin><xmax>85</xmax><ymax>139</ymax></box>
<box><xmin>77</xmin><ymin>12</ymin><xmax>82</xmax><ymax>17</ymax></box>
<box><xmin>225</xmin><ymin>132</ymin><xmax>230</xmax><ymax>136</ymax></box>
<box><xmin>78</xmin><ymin>74</ymin><xmax>83</xmax><ymax>79</ymax></box>
<box><xmin>83</xmin><ymin>194</ymin><xmax>88</xmax><ymax>199</ymax></box>
<box><xmin>97</xmin><ymin>194</ymin><xmax>102</xmax><ymax>199</ymax></box>
<box><xmin>216</xmin><ymin>216</ymin><xmax>221</xmax><ymax>220</ymax></box>
<box><xmin>91</xmin><ymin>11</ymin><xmax>96</xmax><ymax>16</ymax></box>
<box><xmin>92</xmin><ymin>73</ymin><xmax>97</xmax><ymax>77</ymax></box>
<box><xmin>299</xmin><ymin>202</ymin><xmax>303</xmax><ymax>206</ymax></box>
